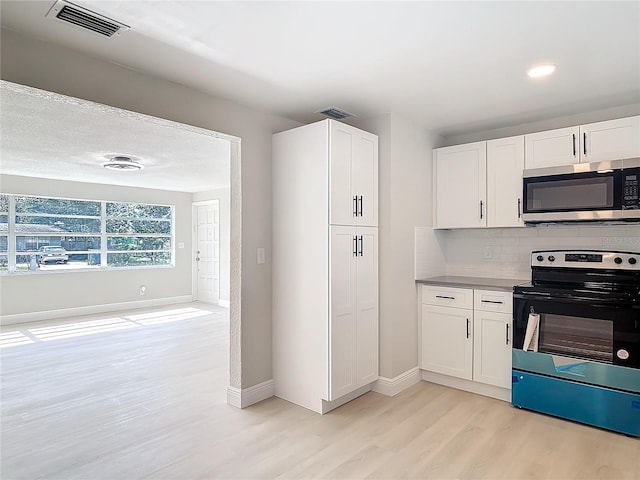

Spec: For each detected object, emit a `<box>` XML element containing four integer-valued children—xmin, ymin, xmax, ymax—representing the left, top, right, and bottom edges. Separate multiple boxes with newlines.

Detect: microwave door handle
<box><xmin>517</xmin><ymin>198</ymin><xmax>521</xmax><ymax>219</ymax></box>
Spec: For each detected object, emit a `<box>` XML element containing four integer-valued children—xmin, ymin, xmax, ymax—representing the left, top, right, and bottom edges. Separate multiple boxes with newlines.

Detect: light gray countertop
<box><xmin>415</xmin><ymin>275</ymin><xmax>529</xmax><ymax>292</ymax></box>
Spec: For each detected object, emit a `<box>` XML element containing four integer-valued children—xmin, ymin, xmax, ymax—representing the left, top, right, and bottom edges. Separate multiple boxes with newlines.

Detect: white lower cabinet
<box><xmin>420</xmin><ymin>285</ymin><xmax>513</xmax><ymax>398</ymax></box>
<box><xmin>420</xmin><ymin>300</ymin><xmax>473</xmax><ymax>380</ymax></box>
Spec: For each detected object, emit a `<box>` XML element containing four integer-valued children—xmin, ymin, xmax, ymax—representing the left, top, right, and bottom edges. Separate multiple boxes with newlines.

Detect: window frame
<box><xmin>1</xmin><ymin>194</ymin><xmax>175</xmax><ymax>274</ymax></box>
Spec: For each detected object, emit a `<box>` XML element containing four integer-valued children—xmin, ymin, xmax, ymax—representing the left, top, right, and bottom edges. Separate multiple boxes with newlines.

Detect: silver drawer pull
<box><xmin>435</xmin><ymin>295</ymin><xmax>455</xmax><ymax>300</ymax></box>
<box><xmin>481</xmin><ymin>300</ymin><xmax>503</xmax><ymax>304</ymax></box>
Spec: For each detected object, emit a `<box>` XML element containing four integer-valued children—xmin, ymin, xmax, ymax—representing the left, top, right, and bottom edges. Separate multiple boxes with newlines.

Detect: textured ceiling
<box><xmin>0</xmin><ymin>82</ymin><xmax>231</xmax><ymax>193</ymax></box>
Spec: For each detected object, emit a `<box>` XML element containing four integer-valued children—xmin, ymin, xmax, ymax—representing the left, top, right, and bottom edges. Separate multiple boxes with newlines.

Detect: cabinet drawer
<box><xmin>474</xmin><ymin>290</ymin><xmax>512</xmax><ymax>314</ymax></box>
<box><xmin>421</xmin><ymin>286</ymin><xmax>473</xmax><ymax>309</ymax></box>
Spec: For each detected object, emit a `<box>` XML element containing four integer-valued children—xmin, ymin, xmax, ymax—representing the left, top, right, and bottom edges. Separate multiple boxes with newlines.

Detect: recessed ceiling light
<box><xmin>101</xmin><ymin>156</ymin><xmax>144</xmax><ymax>171</ymax></box>
<box><xmin>527</xmin><ymin>64</ymin><xmax>557</xmax><ymax>78</ymax></box>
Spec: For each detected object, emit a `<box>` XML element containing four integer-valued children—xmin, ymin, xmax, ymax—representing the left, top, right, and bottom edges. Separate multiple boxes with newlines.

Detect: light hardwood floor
<box><xmin>1</xmin><ymin>303</ymin><xmax>638</xmax><ymax>480</ymax></box>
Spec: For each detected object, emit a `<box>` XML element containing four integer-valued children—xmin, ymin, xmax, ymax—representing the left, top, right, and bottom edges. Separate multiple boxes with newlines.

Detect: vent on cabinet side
<box><xmin>45</xmin><ymin>0</ymin><xmax>129</xmax><ymax>37</ymax></box>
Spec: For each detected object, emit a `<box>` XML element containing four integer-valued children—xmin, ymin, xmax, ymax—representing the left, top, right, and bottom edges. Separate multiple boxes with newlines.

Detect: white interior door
<box><xmin>196</xmin><ymin>202</ymin><xmax>220</xmax><ymax>304</ymax></box>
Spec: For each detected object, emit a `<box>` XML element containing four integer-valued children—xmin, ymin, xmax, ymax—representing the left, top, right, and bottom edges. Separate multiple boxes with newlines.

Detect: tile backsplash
<box><xmin>416</xmin><ymin>224</ymin><xmax>640</xmax><ymax>280</ymax></box>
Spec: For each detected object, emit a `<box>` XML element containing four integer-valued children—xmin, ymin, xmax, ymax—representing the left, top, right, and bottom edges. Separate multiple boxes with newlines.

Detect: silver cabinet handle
<box><xmin>353</xmin><ymin>196</ymin><xmax>358</xmax><ymax>216</ymax></box>
<box><xmin>480</xmin><ymin>200</ymin><xmax>484</xmax><ymax>219</ymax></box>
<box><xmin>353</xmin><ymin>236</ymin><xmax>358</xmax><ymax>256</ymax></box>
<box><xmin>506</xmin><ymin>324</ymin><xmax>510</xmax><ymax>345</ymax></box>
<box><xmin>481</xmin><ymin>300</ymin><xmax>504</xmax><ymax>304</ymax></box>
<box><xmin>583</xmin><ymin>132</ymin><xmax>587</xmax><ymax>156</ymax></box>
<box><xmin>435</xmin><ymin>295</ymin><xmax>455</xmax><ymax>300</ymax></box>
<box><xmin>572</xmin><ymin>133</ymin><xmax>576</xmax><ymax>157</ymax></box>
<box><xmin>466</xmin><ymin>318</ymin><xmax>470</xmax><ymax>339</ymax></box>
<box><xmin>358</xmin><ymin>235</ymin><xmax>363</xmax><ymax>257</ymax></box>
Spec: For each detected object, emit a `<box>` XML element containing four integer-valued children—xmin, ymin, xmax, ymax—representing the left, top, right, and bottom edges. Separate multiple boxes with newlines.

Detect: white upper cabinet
<box><xmin>329</xmin><ymin>121</ymin><xmax>378</xmax><ymax>227</ymax></box>
<box><xmin>524</xmin><ymin>126</ymin><xmax>580</xmax><ymax>169</ymax></box>
<box><xmin>433</xmin><ymin>141</ymin><xmax>487</xmax><ymax>229</ymax></box>
<box><xmin>434</xmin><ymin>138</ymin><xmax>524</xmax><ymax>229</ymax></box>
<box><xmin>486</xmin><ymin>136</ymin><xmax>525</xmax><ymax>228</ymax></box>
<box><xmin>580</xmin><ymin>116</ymin><xmax>640</xmax><ymax>163</ymax></box>
<box><xmin>525</xmin><ymin>116</ymin><xmax>640</xmax><ymax>169</ymax></box>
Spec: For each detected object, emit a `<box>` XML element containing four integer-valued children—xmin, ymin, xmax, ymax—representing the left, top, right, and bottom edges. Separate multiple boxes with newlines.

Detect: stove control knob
<box><xmin>548</xmin><ymin>255</ymin><xmax>555</xmax><ymax>262</ymax></box>
<box><xmin>614</xmin><ymin>257</ymin><xmax>623</xmax><ymax>264</ymax></box>
<box><xmin>536</xmin><ymin>255</ymin><xmax>544</xmax><ymax>262</ymax></box>
<box><xmin>629</xmin><ymin>257</ymin><xmax>637</xmax><ymax>265</ymax></box>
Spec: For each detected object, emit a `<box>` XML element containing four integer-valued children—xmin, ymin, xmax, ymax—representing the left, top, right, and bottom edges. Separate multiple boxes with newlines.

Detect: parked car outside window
<box><xmin>37</xmin><ymin>246</ymin><xmax>68</xmax><ymax>265</ymax></box>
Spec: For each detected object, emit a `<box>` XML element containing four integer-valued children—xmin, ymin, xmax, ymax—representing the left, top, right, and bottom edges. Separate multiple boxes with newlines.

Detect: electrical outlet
<box><xmin>139</xmin><ymin>285</ymin><xmax>146</xmax><ymax>296</ymax></box>
<box><xmin>483</xmin><ymin>246</ymin><xmax>493</xmax><ymax>259</ymax></box>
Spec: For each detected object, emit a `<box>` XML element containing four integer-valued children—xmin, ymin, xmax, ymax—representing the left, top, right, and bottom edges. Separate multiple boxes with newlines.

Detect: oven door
<box><xmin>513</xmin><ymin>293</ymin><xmax>640</xmax><ymax>370</ymax></box>
<box><xmin>512</xmin><ymin>292</ymin><xmax>640</xmax><ymax>436</ymax></box>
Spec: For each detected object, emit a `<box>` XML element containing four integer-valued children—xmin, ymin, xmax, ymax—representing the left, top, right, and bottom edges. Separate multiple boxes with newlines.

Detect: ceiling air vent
<box><xmin>46</xmin><ymin>0</ymin><xmax>130</xmax><ymax>37</ymax></box>
<box><xmin>316</xmin><ymin>107</ymin><xmax>356</xmax><ymax>120</ymax></box>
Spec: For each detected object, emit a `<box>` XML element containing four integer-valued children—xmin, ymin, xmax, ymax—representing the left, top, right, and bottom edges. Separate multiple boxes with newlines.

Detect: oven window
<box><xmin>526</xmin><ymin>176</ymin><xmax>614</xmax><ymax>211</ymax></box>
<box><xmin>539</xmin><ymin>314</ymin><xmax>613</xmax><ymax>363</ymax></box>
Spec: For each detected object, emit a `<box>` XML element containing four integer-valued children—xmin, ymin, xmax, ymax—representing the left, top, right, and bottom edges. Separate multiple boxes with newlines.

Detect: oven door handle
<box><xmin>513</xmin><ymin>292</ymin><xmax>632</xmax><ymax>306</ymax></box>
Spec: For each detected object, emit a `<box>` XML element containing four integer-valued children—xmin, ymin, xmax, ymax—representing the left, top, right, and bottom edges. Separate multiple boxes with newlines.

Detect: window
<box><xmin>106</xmin><ymin>202</ymin><xmax>172</xmax><ymax>267</ymax></box>
<box><xmin>0</xmin><ymin>194</ymin><xmax>8</xmax><ymax>272</ymax></box>
<box><xmin>0</xmin><ymin>194</ymin><xmax>174</xmax><ymax>273</ymax></box>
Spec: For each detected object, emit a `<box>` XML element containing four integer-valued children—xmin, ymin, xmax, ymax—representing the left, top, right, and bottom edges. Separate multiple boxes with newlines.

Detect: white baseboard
<box><xmin>218</xmin><ymin>299</ymin><xmax>230</xmax><ymax>308</ymax></box>
<box><xmin>0</xmin><ymin>295</ymin><xmax>194</xmax><ymax>326</ymax></box>
<box><xmin>321</xmin><ymin>384</ymin><xmax>372</xmax><ymax>414</ymax></box>
<box><xmin>227</xmin><ymin>379</ymin><xmax>274</xmax><ymax>409</ymax></box>
<box><xmin>372</xmin><ymin>367</ymin><xmax>421</xmax><ymax>397</ymax></box>
<box><xmin>420</xmin><ymin>370</ymin><xmax>511</xmax><ymax>402</ymax></box>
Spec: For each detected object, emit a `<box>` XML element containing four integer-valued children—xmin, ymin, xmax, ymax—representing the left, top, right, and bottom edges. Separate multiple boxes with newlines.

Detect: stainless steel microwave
<box><xmin>522</xmin><ymin>158</ymin><xmax>640</xmax><ymax>223</ymax></box>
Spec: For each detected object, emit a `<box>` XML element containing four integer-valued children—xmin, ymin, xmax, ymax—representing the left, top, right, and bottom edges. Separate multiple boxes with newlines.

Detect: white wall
<box><xmin>421</xmin><ymin>108</ymin><xmax>640</xmax><ymax>279</ymax></box>
<box><xmin>441</xmin><ymin>105</ymin><xmax>640</xmax><ymax>147</ymax></box>
<box><xmin>0</xmin><ymin>174</ymin><xmax>193</xmax><ymax>317</ymax></box>
<box><xmin>0</xmin><ymin>28</ymin><xmax>300</xmax><ymax>389</ymax></box>
<box><xmin>415</xmin><ymin>225</ymin><xmax>640</xmax><ymax>281</ymax></box>
<box><xmin>193</xmin><ymin>188</ymin><xmax>231</xmax><ymax>305</ymax></box>
<box><xmin>353</xmin><ymin>113</ymin><xmax>433</xmax><ymax>379</ymax></box>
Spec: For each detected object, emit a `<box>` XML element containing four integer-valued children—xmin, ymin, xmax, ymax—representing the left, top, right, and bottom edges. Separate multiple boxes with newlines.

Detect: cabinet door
<box><xmin>473</xmin><ymin>311</ymin><xmax>512</xmax><ymax>389</ymax></box>
<box><xmin>434</xmin><ymin>142</ymin><xmax>487</xmax><ymax>229</ymax></box>
<box><xmin>329</xmin><ymin>121</ymin><xmax>379</xmax><ymax>227</ymax></box>
<box><xmin>487</xmin><ymin>136</ymin><xmax>525</xmax><ymax>227</ymax></box>
<box><xmin>330</xmin><ymin>122</ymin><xmax>356</xmax><ymax>226</ymax></box>
<box><xmin>580</xmin><ymin>116</ymin><xmax>640</xmax><ymax>163</ymax></box>
<box><xmin>524</xmin><ymin>126</ymin><xmax>580</xmax><ymax>169</ymax></box>
<box><xmin>329</xmin><ymin>226</ymin><xmax>357</xmax><ymax>400</ymax></box>
<box><xmin>356</xmin><ymin>227</ymin><xmax>378</xmax><ymax>387</ymax></box>
<box><xmin>353</xmin><ymin>132</ymin><xmax>378</xmax><ymax>227</ymax></box>
<box><xmin>420</xmin><ymin>304</ymin><xmax>473</xmax><ymax>380</ymax></box>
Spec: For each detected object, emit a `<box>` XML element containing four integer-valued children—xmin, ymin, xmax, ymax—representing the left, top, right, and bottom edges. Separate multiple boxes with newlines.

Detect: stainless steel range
<box><xmin>512</xmin><ymin>250</ymin><xmax>640</xmax><ymax>436</ymax></box>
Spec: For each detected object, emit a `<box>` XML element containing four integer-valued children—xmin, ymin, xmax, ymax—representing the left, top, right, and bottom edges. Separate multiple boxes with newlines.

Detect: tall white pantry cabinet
<box><xmin>272</xmin><ymin>119</ymin><xmax>379</xmax><ymax>414</ymax></box>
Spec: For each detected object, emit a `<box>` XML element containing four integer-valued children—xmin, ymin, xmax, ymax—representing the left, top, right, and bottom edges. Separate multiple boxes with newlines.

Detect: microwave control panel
<box><xmin>623</xmin><ymin>167</ymin><xmax>639</xmax><ymax>210</ymax></box>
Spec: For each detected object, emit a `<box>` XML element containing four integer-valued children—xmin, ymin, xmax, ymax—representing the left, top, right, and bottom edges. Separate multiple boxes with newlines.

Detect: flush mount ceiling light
<box><xmin>527</xmin><ymin>64</ymin><xmax>557</xmax><ymax>78</ymax></box>
<box><xmin>101</xmin><ymin>156</ymin><xmax>144</xmax><ymax>171</ymax></box>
